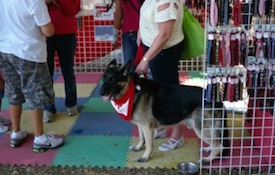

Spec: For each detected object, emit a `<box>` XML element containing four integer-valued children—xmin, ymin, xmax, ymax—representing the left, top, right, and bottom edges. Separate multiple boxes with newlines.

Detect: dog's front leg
<box><xmin>135</xmin><ymin>124</ymin><xmax>153</xmax><ymax>162</ymax></box>
<box><xmin>129</xmin><ymin>125</ymin><xmax>145</xmax><ymax>151</ymax></box>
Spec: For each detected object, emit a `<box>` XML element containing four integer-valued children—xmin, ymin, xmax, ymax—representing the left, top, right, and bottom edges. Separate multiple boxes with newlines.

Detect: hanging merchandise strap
<box><xmin>223</xmin><ymin>0</ymin><xmax>229</xmax><ymax>25</ymax></box>
<box><xmin>258</xmin><ymin>62</ymin><xmax>265</xmax><ymax>87</ymax></box>
<box><xmin>233</xmin><ymin>0</ymin><xmax>242</xmax><ymax>26</ymax></box>
<box><xmin>227</xmin><ymin>74</ymin><xmax>235</xmax><ymax>102</ymax></box>
<box><xmin>207</xmin><ymin>33</ymin><xmax>216</xmax><ymax>65</ymax></box>
<box><xmin>219</xmin><ymin>33</ymin><xmax>231</xmax><ymax>67</ymax></box>
<box><xmin>263</xmin><ymin>32</ymin><xmax>271</xmax><ymax>59</ymax></box>
<box><xmin>240</xmin><ymin>32</ymin><xmax>247</xmax><ymax>65</ymax></box>
<box><xmin>271</xmin><ymin>33</ymin><xmax>275</xmax><ymax>59</ymax></box>
<box><xmin>265</xmin><ymin>0</ymin><xmax>272</xmax><ymax>23</ymax></box>
<box><xmin>205</xmin><ymin>75</ymin><xmax>213</xmax><ymax>102</ymax></box>
<box><xmin>255</xmin><ymin>32</ymin><xmax>264</xmax><ymax>59</ymax></box>
<box><xmin>258</xmin><ymin>0</ymin><xmax>265</xmax><ymax>17</ymax></box>
<box><xmin>220</xmin><ymin>73</ymin><xmax>228</xmax><ymax>101</ymax></box>
<box><xmin>217</xmin><ymin>0</ymin><xmax>224</xmax><ymax>26</ymax></box>
<box><xmin>210</xmin><ymin>0</ymin><xmax>218</xmax><ymax>27</ymax></box>
<box><xmin>230</xmin><ymin>33</ymin><xmax>237</xmax><ymax>67</ymax></box>
<box><xmin>253</xmin><ymin>0</ymin><xmax>259</xmax><ymax>16</ymax></box>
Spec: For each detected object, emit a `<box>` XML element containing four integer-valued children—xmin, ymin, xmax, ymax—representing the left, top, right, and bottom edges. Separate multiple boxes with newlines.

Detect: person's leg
<box><xmin>18</xmin><ymin>59</ymin><xmax>64</xmax><ymax>152</ymax></box>
<box><xmin>9</xmin><ymin>104</ymin><xmax>22</xmax><ymax>132</ymax></box>
<box><xmin>56</xmin><ymin>34</ymin><xmax>77</xmax><ymax>115</ymax></box>
<box><xmin>1</xmin><ymin>53</ymin><xmax>28</xmax><ymax>147</ymax></box>
<box><xmin>149</xmin><ymin>41</ymin><xmax>185</xmax><ymax>151</ymax></box>
<box><xmin>122</xmin><ymin>33</ymin><xmax>138</xmax><ymax>72</ymax></box>
<box><xmin>43</xmin><ymin>36</ymin><xmax>57</xmax><ymax>122</ymax></box>
<box><xmin>0</xmin><ymin>73</ymin><xmax>10</xmax><ymax>132</ymax></box>
<box><xmin>9</xmin><ymin>104</ymin><xmax>28</xmax><ymax>147</ymax></box>
<box><xmin>30</xmin><ymin>109</ymin><xmax>44</xmax><ymax>136</ymax></box>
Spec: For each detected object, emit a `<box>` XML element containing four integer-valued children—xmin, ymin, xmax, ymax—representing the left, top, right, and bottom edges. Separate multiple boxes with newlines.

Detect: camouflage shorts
<box><xmin>0</xmin><ymin>52</ymin><xmax>54</xmax><ymax>110</ymax></box>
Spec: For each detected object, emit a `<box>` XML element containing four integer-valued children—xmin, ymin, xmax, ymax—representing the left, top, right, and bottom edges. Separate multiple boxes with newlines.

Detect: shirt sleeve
<box><xmin>154</xmin><ymin>0</ymin><xmax>181</xmax><ymax>23</ymax></box>
<box><xmin>30</xmin><ymin>0</ymin><xmax>51</xmax><ymax>26</ymax></box>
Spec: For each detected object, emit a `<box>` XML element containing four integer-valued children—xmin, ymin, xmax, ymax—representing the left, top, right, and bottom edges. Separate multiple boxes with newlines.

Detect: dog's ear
<box><xmin>107</xmin><ymin>59</ymin><xmax>117</xmax><ymax>69</ymax></box>
<box><xmin>121</xmin><ymin>59</ymin><xmax>131</xmax><ymax>76</ymax></box>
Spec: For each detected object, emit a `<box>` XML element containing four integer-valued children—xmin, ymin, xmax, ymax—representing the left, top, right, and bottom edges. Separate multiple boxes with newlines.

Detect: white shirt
<box><xmin>0</xmin><ymin>0</ymin><xmax>51</xmax><ymax>63</ymax></box>
<box><xmin>139</xmin><ymin>0</ymin><xmax>184</xmax><ymax>49</ymax></box>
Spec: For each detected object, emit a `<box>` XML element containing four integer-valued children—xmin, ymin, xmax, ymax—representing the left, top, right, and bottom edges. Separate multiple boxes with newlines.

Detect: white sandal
<box><xmin>154</xmin><ymin>128</ymin><xmax>168</xmax><ymax>139</ymax></box>
<box><xmin>158</xmin><ymin>137</ymin><xmax>184</xmax><ymax>152</ymax></box>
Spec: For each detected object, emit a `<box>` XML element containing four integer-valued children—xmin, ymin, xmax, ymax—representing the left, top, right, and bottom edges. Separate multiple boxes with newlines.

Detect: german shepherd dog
<box><xmin>100</xmin><ymin>59</ymin><xmax>229</xmax><ymax>163</ymax></box>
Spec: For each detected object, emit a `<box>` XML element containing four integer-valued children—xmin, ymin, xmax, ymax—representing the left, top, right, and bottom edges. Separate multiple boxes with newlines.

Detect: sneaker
<box><xmin>10</xmin><ymin>130</ymin><xmax>28</xmax><ymax>148</ymax></box>
<box><xmin>158</xmin><ymin>137</ymin><xmax>184</xmax><ymax>152</ymax></box>
<box><xmin>0</xmin><ymin>122</ymin><xmax>8</xmax><ymax>133</ymax></box>
<box><xmin>0</xmin><ymin>115</ymin><xmax>11</xmax><ymax>125</ymax></box>
<box><xmin>43</xmin><ymin>110</ymin><xmax>54</xmax><ymax>123</ymax></box>
<box><xmin>33</xmin><ymin>133</ymin><xmax>64</xmax><ymax>152</ymax></box>
<box><xmin>154</xmin><ymin>128</ymin><xmax>168</xmax><ymax>139</ymax></box>
<box><xmin>67</xmin><ymin>105</ymin><xmax>78</xmax><ymax>116</ymax></box>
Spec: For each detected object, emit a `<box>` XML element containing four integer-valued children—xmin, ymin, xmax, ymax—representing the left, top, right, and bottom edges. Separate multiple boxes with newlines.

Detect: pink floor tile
<box><xmin>0</xmin><ymin>133</ymin><xmax>63</xmax><ymax>166</ymax></box>
<box><xmin>55</xmin><ymin>73</ymin><xmax>102</xmax><ymax>84</ymax></box>
<box><xmin>200</xmin><ymin>139</ymin><xmax>263</xmax><ymax>168</ymax></box>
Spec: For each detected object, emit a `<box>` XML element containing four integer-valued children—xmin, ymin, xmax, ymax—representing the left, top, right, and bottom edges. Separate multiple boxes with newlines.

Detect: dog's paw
<box><xmin>135</xmin><ymin>157</ymin><xmax>148</xmax><ymax>163</ymax></box>
<box><xmin>129</xmin><ymin>145</ymin><xmax>142</xmax><ymax>152</ymax></box>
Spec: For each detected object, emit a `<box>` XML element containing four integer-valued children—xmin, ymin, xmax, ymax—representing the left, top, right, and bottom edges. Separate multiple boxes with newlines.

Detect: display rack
<box><xmin>201</xmin><ymin>0</ymin><xmax>275</xmax><ymax>174</ymax></box>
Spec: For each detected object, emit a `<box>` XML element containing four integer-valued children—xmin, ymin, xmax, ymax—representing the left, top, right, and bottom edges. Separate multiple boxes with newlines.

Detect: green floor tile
<box><xmin>53</xmin><ymin>135</ymin><xmax>131</xmax><ymax>167</ymax></box>
<box><xmin>1</xmin><ymin>97</ymin><xmax>27</xmax><ymax>110</ymax></box>
<box><xmin>82</xmin><ymin>97</ymin><xmax>114</xmax><ymax>112</ymax></box>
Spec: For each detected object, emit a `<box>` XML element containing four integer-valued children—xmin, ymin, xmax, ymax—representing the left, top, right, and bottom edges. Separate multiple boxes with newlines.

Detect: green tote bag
<box><xmin>181</xmin><ymin>6</ymin><xmax>205</xmax><ymax>60</ymax></box>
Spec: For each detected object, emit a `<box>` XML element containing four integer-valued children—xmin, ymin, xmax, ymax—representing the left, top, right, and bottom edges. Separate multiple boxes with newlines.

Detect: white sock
<box><xmin>34</xmin><ymin>134</ymin><xmax>47</xmax><ymax>143</ymax></box>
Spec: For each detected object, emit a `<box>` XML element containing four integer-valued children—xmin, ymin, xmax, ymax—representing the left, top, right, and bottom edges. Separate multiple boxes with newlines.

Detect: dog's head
<box><xmin>100</xmin><ymin>59</ymin><xmax>132</xmax><ymax>101</ymax></box>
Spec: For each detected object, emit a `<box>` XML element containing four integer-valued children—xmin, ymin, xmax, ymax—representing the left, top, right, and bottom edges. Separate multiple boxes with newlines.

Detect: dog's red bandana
<box><xmin>110</xmin><ymin>80</ymin><xmax>135</xmax><ymax>121</ymax></box>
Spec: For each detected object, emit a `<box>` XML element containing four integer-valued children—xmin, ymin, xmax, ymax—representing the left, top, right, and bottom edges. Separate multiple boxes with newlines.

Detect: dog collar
<box><xmin>111</xmin><ymin>79</ymin><xmax>135</xmax><ymax>121</ymax></box>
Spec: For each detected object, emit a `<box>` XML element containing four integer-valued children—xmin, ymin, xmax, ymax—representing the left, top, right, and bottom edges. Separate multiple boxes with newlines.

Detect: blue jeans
<box><xmin>44</xmin><ymin>34</ymin><xmax>77</xmax><ymax>113</ymax></box>
<box><xmin>122</xmin><ymin>32</ymin><xmax>138</xmax><ymax>72</ymax></box>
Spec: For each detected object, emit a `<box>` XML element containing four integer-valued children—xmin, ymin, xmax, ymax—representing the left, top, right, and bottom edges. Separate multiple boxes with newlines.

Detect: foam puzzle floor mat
<box><xmin>0</xmin><ymin>72</ymin><xmax>205</xmax><ymax>168</ymax></box>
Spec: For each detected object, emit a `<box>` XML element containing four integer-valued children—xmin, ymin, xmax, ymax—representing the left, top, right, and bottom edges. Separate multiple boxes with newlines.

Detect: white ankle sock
<box><xmin>34</xmin><ymin>134</ymin><xmax>47</xmax><ymax>143</ymax></box>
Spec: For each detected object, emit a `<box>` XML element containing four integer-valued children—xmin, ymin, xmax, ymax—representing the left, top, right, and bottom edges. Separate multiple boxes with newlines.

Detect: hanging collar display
<box><xmin>233</xmin><ymin>0</ymin><xmax>242</xmax><ymax>26</ymax></box>
<box><xmin>110</xmin><ymin>79</ymin><xmax>136</xmax><ymax>121</ymax></box>
<box><xmin>258</xmin><ymin>0</ymin><xmax>265</xmax><ymax>17</ymax></box>
<box><xmin>210</xmin><ymin>0</ymin><xmax>218</xmax><ymax>27</ymax></box>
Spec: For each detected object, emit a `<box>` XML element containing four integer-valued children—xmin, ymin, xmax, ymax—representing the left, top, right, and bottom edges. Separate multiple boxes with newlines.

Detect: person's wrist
<box><xmin>142</xmin><ymin>57</ymin><xmax>149</xmax><ymax>63</ymax></box>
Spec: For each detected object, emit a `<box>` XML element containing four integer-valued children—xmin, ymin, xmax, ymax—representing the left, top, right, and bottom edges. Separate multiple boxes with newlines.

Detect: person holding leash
<box><xmin>135</xmin><ymin>0</ymin><xmax>185</xmax><ymax>151</ymax></box>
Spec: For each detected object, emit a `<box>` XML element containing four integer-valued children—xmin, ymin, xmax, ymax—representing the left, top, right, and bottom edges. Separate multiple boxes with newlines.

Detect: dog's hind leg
<box><xmin>201</xmin><ymin>140</ymin><xmax>223</xmax><ymax>163</ymax></box>
<box><xmin>129</xmin><ymin>125</ymin><xmax>145</xmax><ymax>152</ymax></box>
<box><xmin>201</xmin><ymin>121</ymin><xmax>223</xmax><ymax>163</ymax></box>
<box><xmin>191</xmin><ymin>108</ymin><xmax>223</xmax><ymax>163</ymax></box>
<box><xmin>135</xmin><ymin>124</ymin><xmax>154</xmax><ymax>162</ymax></box>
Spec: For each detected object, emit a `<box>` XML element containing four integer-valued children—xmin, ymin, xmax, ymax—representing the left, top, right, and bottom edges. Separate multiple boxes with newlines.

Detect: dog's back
<box><xmin>134</xmin><ymin>78</ymin><xmax>203</xmax><ymax>125</ymax></box>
